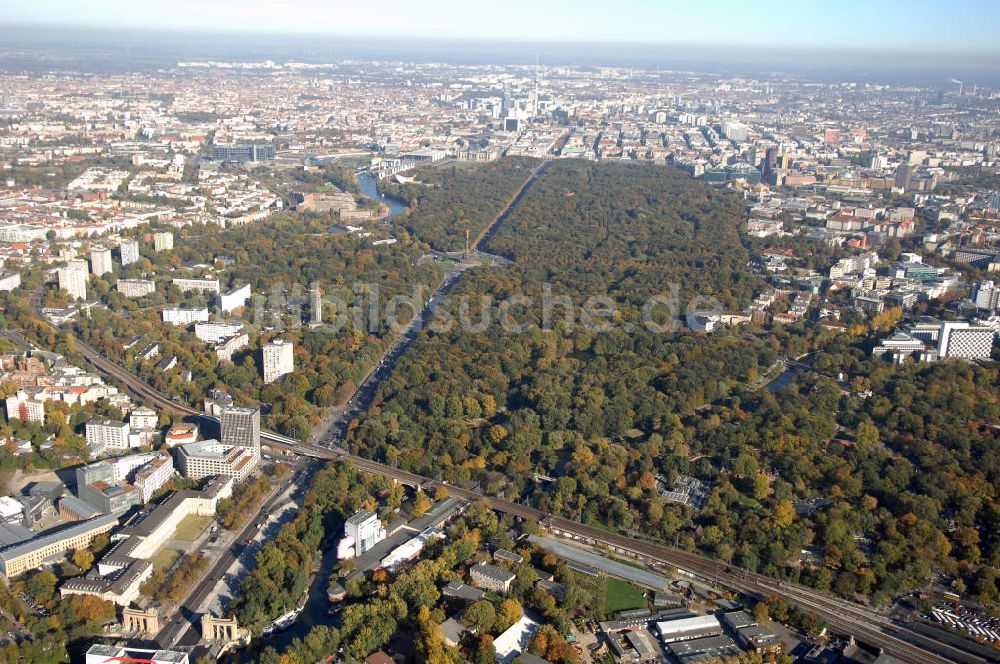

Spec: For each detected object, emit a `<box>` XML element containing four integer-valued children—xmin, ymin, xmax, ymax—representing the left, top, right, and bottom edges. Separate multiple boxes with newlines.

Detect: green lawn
<box><xmin>605</xmin><ymin>577</ymin><xmax>646</xmax><ymax>613</ymax></box>
<box><xmin>151</xmin><ymin>548</ymin><xmax>181</xmax><ymax>572</ymax></box>
<box><xmin>173</xmin><ymin>514</ymin><xmax>214</xmax><ymax>541</ymax></box>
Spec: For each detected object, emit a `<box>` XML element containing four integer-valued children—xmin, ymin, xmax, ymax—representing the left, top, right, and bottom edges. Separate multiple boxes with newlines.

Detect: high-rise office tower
<box><xmin>220</xmin><ymin>406</ymin><xmax>261</xmax><ymax>459</ymax></box>
<box><xmin>119</xmin><ymin>239</ymin><xmax>140</xmax><ymax>266</ymax></box>
<box><xmin>90</xmin><ymin>246</ymin><xmax>113</xmax><ymax>276</ymax></box>
<box><xmin>262</xmin><ymin>339</ymin><xmax>294</xmax><ymax>384</ymax></box>
<box><xmin>153</xmin><ymin>232</ymin><xmax>174</xmax><ymax>252</ymax></box>
<box><xmin>309</xmin><ymin>284</ymin><xmax>322</xmax><ymax>326</ymax></box>
<box><xmin>761</xmin><ymin>146</ymin><xmax>779</xmax><ymax>184</ymax></box>
<box><xmin>894</xmin><ymin>163</ymin><xmax>913</xmax><ymax>190</ymax></box>
<box><xmin>59</xmin><ymin>260</ymin><xmax>89</xmax><ymax>300</ymax></box>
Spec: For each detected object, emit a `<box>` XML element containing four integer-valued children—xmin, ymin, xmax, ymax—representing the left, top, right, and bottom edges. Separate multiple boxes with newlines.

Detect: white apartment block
<box><xmin>215</xmin><ymin>332</ymin><xmax>249</xmax><ymax>362</ymax></box>
<box><xmin>116</xmin><ymin>279</ymin><xmax>156</xmax><ymax>298</ymax></box>
<box><xmin>219</xmin><ymin>283</ymin><xmax>251</xmax><ymax>313</ymax></box>
<box><xmin>5</xmin><ymin>393</ymin><xmax>46</xmax><ymax>423</ymax></box>
<box><xmin>6</xmin><ymin>383</ymin><xmax>120</xmax><ymax>424</ymax></box>
<box><xmin>971</xmin><ymin>280</ymin><xmax>1000</xmax><ymax>311</ymax></box>
<box><xmin>90</xmin><ymin>246</ymin><xmax>113</xmax><ymax>276</ymax></box>
<box><xmin>262</xmin><ymin>339</ymin><xmax>294</xmax><ymax>384</ymax></box>
<box><xmin>162</xmin><ymin>307</ymin><xmax>210</xmax><ymax>326</ymax></box>
<box><xmin>0</xmin><ymin>272</ymin><xmax>21</xmax><ymax>291</ymax></box>
<box><xmin>829</xmin><ymin>251</ymin><xmax>880</xmax><ymax>279</ymax></box>
<box><xmin>171</xmin><ymin>277</ymin><xmax>220</xmax><ymax>293</ymax></box>
<box><xmin>80</xmin><ymin>452</ymin><xmax>173</xmax><ymax>504</ymax></box>
<box><xmin>132</xmin><ymin>454</ymin><xmax>174</xmax><ymax>503</ymax></box>
<box><xmin>0</xmin><ymin>225</ymin><xmax>46</xmax><ymax>243</ymax></box>
<box><xmin>58</xmin><ymin>261</ymin><xmax>88</xmax><ymax>300</ymax></box>
<box><xmin>194</xmin><ymin>322</ymin><xmax>244</xmax><ymax>343</ymax></box>
<box><xmin>152</xmin><ymin>232</ymin><xmax>174</xmax><ymax>251</ymax></box>
<box><xmin>119</xmin><ymin>239</ymin><xmax>140</xmax><ymax>266</ymax></box>
<box><xmin>135</xmin><ymin>343</ymin><xmax>160</xmax><ymax>362</ymax></box>
<box><xmin>103</xmin><ymin>452</ymin><xmax>161</xmax><ymax>482</ymax></box>
<box><xmin>129</xmin><ymin>406</ymin><xmax>158</xmax><ymax>430</ymax></box>
<box><xmin>129</xmin><ymin>429</ymin><xmax>156</xmax><ymax>448</ymax></box>
<box><xmin>86</xmin><ymin>419</ymin><xmax>134</xmax><ymax>455</ymax></box>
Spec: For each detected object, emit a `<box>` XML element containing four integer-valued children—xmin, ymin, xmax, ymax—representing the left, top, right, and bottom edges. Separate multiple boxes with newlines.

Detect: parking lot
<box><xmin>927</xmin><ymin>604</ymin><xmax>1000</xmax><ymax>642</ymax></box>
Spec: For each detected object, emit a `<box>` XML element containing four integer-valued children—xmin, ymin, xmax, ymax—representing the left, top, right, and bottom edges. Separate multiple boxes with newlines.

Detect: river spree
<box><xmin>357</xmin><ymin>172</ymin><xmax>408</xmax><ymax>219</ymax></box>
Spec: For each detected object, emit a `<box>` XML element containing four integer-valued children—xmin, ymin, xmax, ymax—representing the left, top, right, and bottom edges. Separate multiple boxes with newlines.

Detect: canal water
<box><xmin>259</xmin><ymin>544</ymin><xmax>342</xmax><ymax>652</ymax></box>
<box><xmin>357</xmin><ymin>172</ymin><xmax>408</xmax><ymax>219</ymax></box>
<box><xmin>764</xmin><ymin>367</ymin><xmax>798</xmax><ymax>392</ymax></box>
<box><xmin>765</xmin><ymin>357</ymin><xmax>812</xmax><ymax>392</ymax></box>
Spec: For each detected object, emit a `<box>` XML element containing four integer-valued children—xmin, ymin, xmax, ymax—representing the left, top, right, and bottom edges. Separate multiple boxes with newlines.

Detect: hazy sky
<box><xmin>7</xmin><ymin>0</ymin><xmax>999</xmax><ymax>52</ymax></box>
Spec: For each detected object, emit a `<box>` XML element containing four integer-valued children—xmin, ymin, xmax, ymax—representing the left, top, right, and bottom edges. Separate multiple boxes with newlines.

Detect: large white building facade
<box><xmin>90</xmin><ymin>246</ymin><xmax>113</xmax><ymax>276</ymax></box>
<box><xmin>58</xmin><ymin>261</ymin><xmax>88</xmax><ymax>300</ymax></box>
<box><xmin>117</xmin><ymin>279</ymin><xmax>156</xmax><ymax>298</ymax></box>
<box><xmin>153</xmin><ymin>231</ymin><xmax>174</xmax><ymax>251</ymax></box>
<box><xmin>874</xmin><ymin>319</ymin><xmax>995</xmax><ymax>363</ymax></box>
<box><xmin>345</xmin><ymin>510</ymin><xmax>386</xmax><ymax>556</ymax></box>
<box><xmin>119</xmin><ymin>239</ymin><xmax>140</xmax><ymax>266</ymax></box>
<box><xmin>162</xmin><ymin>308</ymin><xmax>210</xmax><ymax>325</ymax></box>
<box><xmin>194</xmin><ymin>322</ymin><xmax>244</xmax><ymax>343</ymax></box>
<box><xmin>175</xmin><ymin>440</ymin><xmax>257</xmax><ymax>482</ymax></box>
<box><xmin>262</xmin><ymin>339</ymin><xmax>294</xmax><ymax>384</ymax></box>
<box><xmin>219</xmin><ymin>283</ymin><xmax>251</xmax><ymax>313</ymax></box>
<box><xmin>86</xmin><ymin>419</ymin><xmax>134</xmax><ymax>455</ymax></box>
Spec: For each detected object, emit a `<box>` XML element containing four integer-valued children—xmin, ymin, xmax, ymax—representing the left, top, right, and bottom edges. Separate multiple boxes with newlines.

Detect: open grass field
<box><xmin>173</xmin><ymin>514</ymin><xmax>214</xmax><ymax>541</ymax></box>
<box><xmin>151</xmin><ymin>548</ymin><xmax>181</xmax><ymax>572</ymax></box>
<box><xmin>605</xmin><ymin>577</ymin><xmax>646</xmax><ymax>613</ymax></box>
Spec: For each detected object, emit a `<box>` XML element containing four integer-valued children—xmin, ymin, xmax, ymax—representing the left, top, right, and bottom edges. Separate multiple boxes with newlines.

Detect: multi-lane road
<box><xmin>49</xmin><ymin>161</ymin><xmax>984</xmax><ymax>664</ymax></box>
<box><xmin>72</xmin><ymin>158</ymin><xmax>553</xmax><ymax>439</ymax></box>
<box><xmin>313</xmin><ymin>157</ymin><xmax>552</xmax><ymax>445</ymax></box>
<box><xmin>154</xmin><ymin>461</ymin><xmax>315</xmax><ymax>648</ymax></box>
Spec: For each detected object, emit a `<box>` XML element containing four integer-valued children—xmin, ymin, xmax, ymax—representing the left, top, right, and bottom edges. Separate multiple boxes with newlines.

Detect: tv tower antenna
<box><xmin>533</xmin><ymin>54</ymin><xmax>540</xmax><ymax>113</ymax></box>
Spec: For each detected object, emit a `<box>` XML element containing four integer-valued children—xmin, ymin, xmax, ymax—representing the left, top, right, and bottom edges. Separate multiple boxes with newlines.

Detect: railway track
<box><xmin>74</xmin><ymin>339</ymin><xmax>202</xmax><ymax>417</ymax></box>
<box><xmin>301</xmin><ymin>449</ymin><xmax>972</xmax><ymax>664</ymax></box>
<box><xmin>67</xmin><ymin>342</ymin><xmax>965</xmax><ymax>664</ymax></box>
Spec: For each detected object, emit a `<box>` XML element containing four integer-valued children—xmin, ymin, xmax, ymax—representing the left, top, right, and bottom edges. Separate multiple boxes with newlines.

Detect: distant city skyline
<box><xmin>7</xmin><ymin>0</ymin><xmax>1000</xmax><ymax>54</ymax></box>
